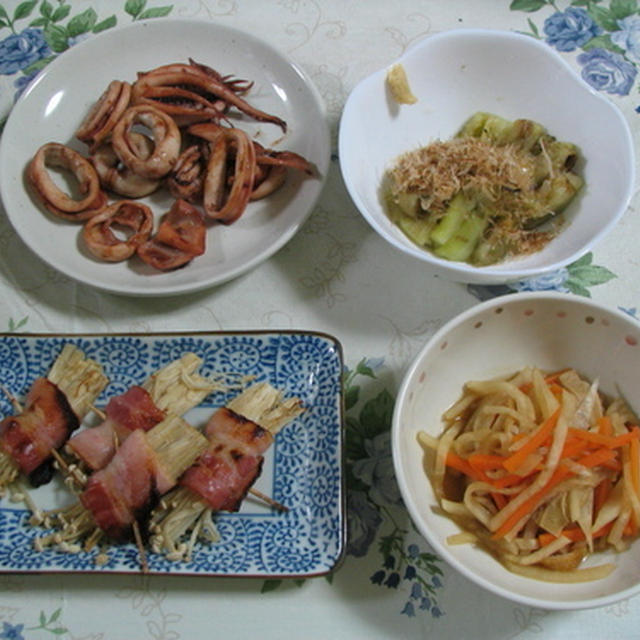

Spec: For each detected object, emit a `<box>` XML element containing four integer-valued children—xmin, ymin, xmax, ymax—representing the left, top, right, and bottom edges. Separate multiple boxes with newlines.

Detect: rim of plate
<box><xmin>0</xmin><ymin>18</ymin><xmax>330</xmax><ymax>297</ymax></box>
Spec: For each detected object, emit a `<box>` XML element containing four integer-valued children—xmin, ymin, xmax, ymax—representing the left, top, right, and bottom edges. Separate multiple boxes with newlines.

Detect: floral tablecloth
<box><xmin>0</xmin><ymin>1</ymin><xmax>639</xmax><ymax>638</ymax></box>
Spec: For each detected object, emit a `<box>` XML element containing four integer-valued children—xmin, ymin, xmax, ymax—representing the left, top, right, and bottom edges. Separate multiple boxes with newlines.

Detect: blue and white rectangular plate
<box><xmin>0</xmin><ymin>331</ymin><xmax>345</xmax><ymax>577</ymax></box>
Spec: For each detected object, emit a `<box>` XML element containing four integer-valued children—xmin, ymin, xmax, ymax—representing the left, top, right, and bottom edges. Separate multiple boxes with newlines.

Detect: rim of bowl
<box><xmin>391</xmin><ymin>291</ymin><xmax>640</xmax><ymax>609</ymax></box>
<box><xmin>339</xmin><ymin>28</ymin><xmax>636</xmax><ymax>284</ymax></box>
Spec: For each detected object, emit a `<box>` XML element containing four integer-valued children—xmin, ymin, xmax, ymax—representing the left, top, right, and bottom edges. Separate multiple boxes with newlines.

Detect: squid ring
<box><xmin>27</xmin><ymin>142</ymin><xmax>107</xmax><ymax>221</ymax></box>
<box><xmin>111</xmin><ymin>104</ymin><xmax>181</xmax><ymax>179</ymax></box>
<box><xmin>166</xmin><ymin>144</ymin><xmax>206</xmax><ymax>203</ymax></box>
<box><xmin>250</xmin><ymin>165</ymin><xmax>287</xmax><ymax>201</ymax></box>
<box><xmin>75</xmin><ymin>80</ymin><xmax>132</xmax><ymax>151</ymax></box>
<box><xmin>91</xmin><ymin>133</ymin><xmax>161</xmax><ymax>198</ymax></box>
<box><xmin>199</xmin><ymin>127</ymin><xmax>256</xmax><ymax>225</ymax></box>
<box><xmin>82</xmin><ymin>200</ymin><xmax>154</xmax><ymax>262</ymax></box>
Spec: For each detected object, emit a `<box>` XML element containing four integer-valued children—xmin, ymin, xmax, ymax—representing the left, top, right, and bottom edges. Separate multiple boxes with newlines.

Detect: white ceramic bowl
<box><xmin>339</xmin><ymin>29</ymin><xmax>635</xmax><ymax>285</ymax></box>
<box><xmin>392</xmin><ymin>292</ymin><xmax>640</xmax><ymax>609</ymax></box>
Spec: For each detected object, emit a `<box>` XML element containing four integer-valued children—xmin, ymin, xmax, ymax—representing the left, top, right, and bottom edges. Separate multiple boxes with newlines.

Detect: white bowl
<box><xmin>339</xmin><ymin>29</ymin><xmax>635</xmax><ymax>284</ymax></box>
<box><xmin>392</xmin><ymin>292</ymin><xmax>640</xmax><ymax>609</ymax></box>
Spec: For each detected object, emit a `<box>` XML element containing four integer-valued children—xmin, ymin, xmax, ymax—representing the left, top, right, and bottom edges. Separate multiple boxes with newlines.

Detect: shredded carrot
<box><xmin>518</xmin><ymin>369</ymin><xmax>570</xmax><ymax>393</ymax></box>
<box><xmin>491</xmin><ymin>473</ymin><xmax>533</xmax><ymax>489</ymax></box>
<box><xmin>630</xmin><ymin>437</ymin><xmax>640</xmax><ymax>527</ymax></box>
<box><xmin>548</xmin><ymin>382</ymin><xmax>564</xmax><ymax>397</ymax></box>
<box><xmin>573</xmin><ymin>448</ymin><xmax>617</xmax><ymax>469</ymax></box>
<box><xmin>445</xmin><ymin>452</ymin><xmax>480</xmax><ymax>479</ymax></box>
<box><xmin>493</xmin><ymin>449</ymin><xmax>617</xmax><ymax>540</ymax></box>
<box><xmin>492</xmin><ymin>467</ymin><xmax>570</xmax><ymax>540</ymax></box>
<box><xmin>444</xmin><ymin>451</ymin><xmax>507</xmax><ymax>508</ymax></box>
<box><xmin>467</xmin><ymin>453</ymin><xmax>506</xmax><ymax>472</ymax></box>
<box><xmin>503</xmin><ymin>408</ymin><xmax>560</xmax><ymax>473</ymax></box>
<box><xmin>598</xmin><ymin>416</ymin><xmax>613</xmax><ymax>437</ymax></box>
<box><xmin>593</xmin><ymin>477</ymin><xmax>612</xmax><ymax>514</ymax></box>
<box><xmin>538</xmin><ymin>522</ymin><xmax>613</xmax><ymax>547</ymax></box>
<box><xmin>560</xmin><ymin>437</ymin><xmax>590</xmax><ymax>459</ymax></box>
<box><xmin>567</xmin><ymin>426</ymin><xmax>640</xmax><ymax>449</ymax></box>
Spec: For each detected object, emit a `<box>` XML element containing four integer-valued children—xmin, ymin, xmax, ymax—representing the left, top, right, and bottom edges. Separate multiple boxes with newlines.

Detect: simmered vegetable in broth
<box><xmin>384</xmin><ymin>112</ymin><xmax>583</xmax><ymax>265</ymax></box>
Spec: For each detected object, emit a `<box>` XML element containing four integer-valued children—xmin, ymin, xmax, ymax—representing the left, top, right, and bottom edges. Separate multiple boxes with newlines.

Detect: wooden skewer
<box><xmin>0</xmin><ymin>385</ymin><xmax>22</xmax><ymax>414</ymax></box>
<box><xmin>132</xmin><ymin>521</ymin><xmax>149</xmax><ymax>574</ymax></box>
<box><xmin>248</xmin><ymin>487</ymin><xmax>289</xmax><ymax>513</ymax></box>
<box><xmin>50</xmin><ymin>449</ymin><xmax>87</xmax><ymax>489</ymax></box>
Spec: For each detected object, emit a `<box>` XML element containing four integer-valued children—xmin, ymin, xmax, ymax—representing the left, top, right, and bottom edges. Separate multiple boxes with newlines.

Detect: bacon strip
<box><xmin>80</xmin><ymin>430</ymin><xmax>169</xmax><ymax>540</ymax></box>
<box><xmin>180</xmin><ymin>407</ymin><xmax>274</xmax><ymax>512</ymax></box>
<box><xmin>78</xmin><ymin>416</ymin><xmax>207</xmax><ymax>540</ymax></box>
<box><xmin>0</xmin><ymin>378</ymin><xmax>79</xmax><ymax>477</ymax></box>
<box><xmin>66</xmin><ymin>386</ymin><xmax>165</xmax><ymax>471</ymax></box>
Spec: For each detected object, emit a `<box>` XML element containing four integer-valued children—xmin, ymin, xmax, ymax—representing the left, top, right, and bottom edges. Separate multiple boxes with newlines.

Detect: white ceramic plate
<box><xmin>392</xmin><ymin>292</ymin><xmax>640</xmax><ymax>609</ymax></box>
<box><xmin>0</xmin><ymin>331</ymin><xmax>345</xmax><ymax>577</ymax></box>
<box><xmin>0</xmin><ymin>19</ymin><xmax>329</xmax><ymax>296</ymax></box>
<box><xmin>339</xmin><ymin>29</ymin><xmax>635</xmax><ymax>284</ymax></box>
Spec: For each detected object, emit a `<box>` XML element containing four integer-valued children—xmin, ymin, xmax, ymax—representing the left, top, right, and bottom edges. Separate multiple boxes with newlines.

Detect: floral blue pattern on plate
<box><xmin>0</xmin><ymin>331</ymin><xmax>345</xmax><ymax>577</ymax></box>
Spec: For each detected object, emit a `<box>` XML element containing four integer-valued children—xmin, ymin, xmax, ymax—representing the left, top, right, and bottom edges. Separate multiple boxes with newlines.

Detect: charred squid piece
<box><xmin>166</xmin><ymin>143</ymin><xmax>207</xmax><ymax>203</ymax></box>
<box><xmin>253</xmin><ymin>140</ymin><xmax>317</xmax><ymax>177</ymax></box>
<box><xmin>187</xmin><ymin>58</ymin><xmax>254</xmax><ymax>95</ymax></box>
<box><xmin>82</xmin><ymin>200</ymin><xmax>154</xmax><ymax>262</ymax></box>
<box><xmin>137</xmin><ymin>199</ymin><xmax>206</xmax><ymax>271</ymax></box>
<box><xmin>91</xmin><ymin>133</ymin><xmax>162</xmax><ymax>198</ymax></box>
<box><xmin>111</xmin><ymin>105</ymin><xmax>181</xmax><ymax>179</ymax></box>
<box><xmin>27</xmin><ymin>142</ymin><xmax>108</xmax><ymax>221</ymax></box>
<box><xmin>131</xmin><ymin>62</ymin><xmax>287</xmax><ymax>131</ymax></box>
<box><xmin>189</xmin><ymin>123</ymin><xmax>256</xmax><ymax>225</ymax></box>
<box><xmin>250</xmin><ymin>165</ymin><xmax>287</xmax><ymax>201</ymax></box>
<box><xmin>75</xmin><ymin>80</ymin><xmax>132</xmax><ymax>152</ymax></box>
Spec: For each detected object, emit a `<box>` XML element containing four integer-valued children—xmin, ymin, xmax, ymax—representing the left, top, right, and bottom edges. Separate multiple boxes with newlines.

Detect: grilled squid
<box><xmin>82</xmin><ymin>200</ymin><xmax>154</xmax><ymax>262</ymax></box>
<box><xmin>91</xmin><ymin>133</ymin><xmax>162</xmax><ymax>198</ymax></box>
<box><xmin>131</xmin><ymin>59</ymin><xmax>286</xmax><ymax>131</ymax></box>
<box><xmin>75</xmin><ymin>80</ymin><xmax>132</xmax><ymax>151</ymax></box>
<box><xmin>137</xmin><ymin>199</ymin><xmax>206</xmax><ymax>271</ymax></box>
<box><xmin>27</xmin><ymin>143</ymin><xmax>107</xmax><ymax>221</ymax></box>
<box><xmin>111</xmin><ymin>105</ymin><xmax>181</xmax><ymax>179</ymax></box>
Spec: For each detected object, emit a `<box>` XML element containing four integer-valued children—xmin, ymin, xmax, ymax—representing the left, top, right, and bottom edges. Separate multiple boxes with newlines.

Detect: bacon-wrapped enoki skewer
<box><xmin>149</xmin><ymin>382</ymin><xmax>303</xmax><ymax>561</ymax></box>
<box><xmin>36</xmin><ymin>414</ymin><xmax>208</xmax><ymax>556</ymax></box>
<box><xmin>65</xmin><ymin>352</ymin><xmax>227</xmax><ymax>473</ymax></box>
<box><xmin>0</xmin><ymin>345</ymin><xmax>108</xmax><ymax>491</ymax></box>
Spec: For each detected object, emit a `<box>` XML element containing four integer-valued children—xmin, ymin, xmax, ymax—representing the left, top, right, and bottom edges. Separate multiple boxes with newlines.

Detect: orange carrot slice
<box><xmin>503</xmin><ymin>408</ymin><xmax>561</xmax><ymax>474</ymax></box>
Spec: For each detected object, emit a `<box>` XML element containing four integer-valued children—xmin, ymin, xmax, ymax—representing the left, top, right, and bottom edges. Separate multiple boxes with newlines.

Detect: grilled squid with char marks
<box><xmin>82</xmin><ymin>200</ymin><xmax>154</xmax><ymax>262</ymax></box>
<box><xmin>27</xmin><ymin>143</ymin><xmax>107</xmax><ymax>221</ymax></box>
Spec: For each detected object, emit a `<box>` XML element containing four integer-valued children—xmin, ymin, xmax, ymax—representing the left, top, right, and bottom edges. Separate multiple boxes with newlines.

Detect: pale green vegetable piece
<box><xmin>397</xmin><ymin>214</ymin><xmax>435</xmax><ymax>246</ymax></box>
<box><xmin>395</xmin><ymin>191</ymin><xmax>421</xmax><ymax>218</ymax></box>
<box><xmin>477</xmin><ymin>113</ymin><xmax>513</xmax><ymax>143</ymax></box>
<box><xmin>542</xmin><ymin>173</ymin><xmax>584</xmax><ymax>213</ymax></box>
<box><xmin>429</xmin><ymin>192</ymin><xmax>475</xmax><ymax>247</ymax></box>
<box><xmin>547</xmin><ymin>140</ymin><xmax>580</xmax><ymax>172</ymax></box>
<box><xmin>434</xmin><ymin>212</ymin><xmax>488</xmax><ymax>261</ymax></box>
<box><xmin>457</xmin><ymin>112</ymin><xmax>490</xmax><ymax>137</ymax></box>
